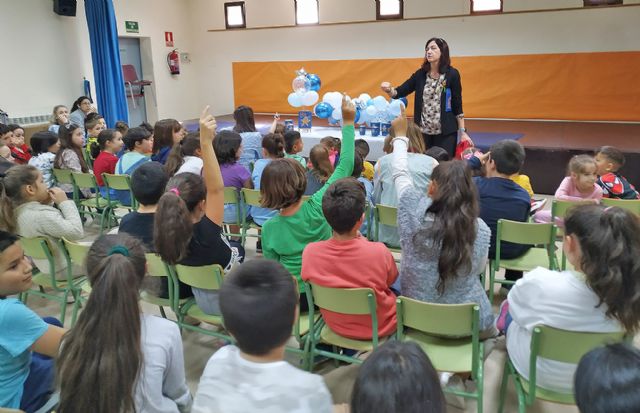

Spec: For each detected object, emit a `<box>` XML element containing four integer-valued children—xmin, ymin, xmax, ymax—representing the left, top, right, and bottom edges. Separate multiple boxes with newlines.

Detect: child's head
<box><xmin>262</xmin><ymin>133</ymin><xmax>285</xmax><ymax>159</ymax></box>
<box><xmin>55</xmin><ymin>124</ymin><xmax>89</xmax><ymax>172</ymax></box>
<box><xmin>57</xmin><ymin>233</ymin><xmax>145</xmax><ymax>413</ymax></box>
<box><xmin>390</xmin><ymin>122</ymin><xmax>425</xmax><ymax>154</ymax></box>
<box><xmin>30</xmin><ymin>131</ymin><xmax>60</xmax><ymax>155</ymax></box>
<box><xmin>320</xmin><ymin>136</ymin><xmax>338</xmax><ymax>153</ymax></box>
<box><xmin>84</xmin><ymin>113</ymin><xmax>105</xmax><ymax>138</ymax></box>
<box><xmin>0</xmin><ymin>230</ymin><xmax>33</xmax><ymax>297</ymax></box>
<box><xmin>355</xmin><ymin>139</ymin><xmax>370</xmax><ymax>159</ymax></box>
<box><xmin>7</xmin><ymin>125</ymin><xmax>25</xmax><ymax>147</ymax></box>
<box><xmin>309</xmin><ymin>144</ymin><xmax>334</xmax><ymax>182</ymax></box>
<box><xmin>322</xmin><ymin>177</ymin><xmax>365</xmax><ymax>235</ymax></box>
<box><xmin>0</xmin><ymin>124</ymin><xmax>13</xmax><ymax>146</ymax></box>
<box><xmin>71</xmin><ymin>96</ymin><xmax>93</xmax><ymax>114</ymax></box>
<box><xmin>351</xmin><ymin>150</ymin><xmax>364</xmax><ymax>179</ymax></box>
<box><xmin>260</xmin><ymin>158</ymin><xmax>306</xmax><ymax>210</ymax></box>
<box><xmin>564</xmin><ymin>205</ymin><xmax>640</xmax><ymax>334</ymax></box>
<box><xmin>220</xmin><ymin>258</ymin><xmax>297</xmax><ymax>356</ymax></box>
<box><xmin>51</xmin><ymin>105</ymin><xmax>69</xmax><ymax>125</ymax></box>
<box><xmin>123</xmin><ymin>127</ymin><xmax>154</xmax><ymax>153</ymax></box>
<box><xmin>138</xmin><ymin>121</ymin><xmax>154</xmax><ymax>135</ymax></box>
<box><xmin>487</xmin><ymin>139</ymin><xmax>525</xmax><ymax>176</ymax></box>
<box><xmin>351</xmin><ymin>341</ymin><xmax>445</xmax><ymax>413</ymax></box>
<box><xmin>213</xmin><ymin>130</ymin><xmax>242</xmax><ymax>165</ymax></box>
<box><xmin>154</xmin><ymin>172</ymin><xmax>205</xmax><ymax>264</ymax></box>
<box><xmin>0</xmin><ymin>165</ymin><xmax>48</xmax><ymax>232</ymax></box>
<box><xmin>574</xmin><ymin>343</ymin><xmax>640</xmax><ymax>413</ymax></box>
<box><xmin>91</xmin><ymin>129</ymin><xmax>123</xmax><ymax>159</ymax></box>
<box><xmin>425</xmin><ymin>146</ymin><xmax>450</xmax><ymax>162</ymax></box>
<box><xmin>568</xmin><ymin>154</ymin><xmax>597</xmax><ymax>192</ymax></box>
<box><xmin>284</xmin><ymin>130</ymin><xmax>303</xmax><ymax>155</ymax></box>
<box><xmin>232</xmin><ymin>105</ymin><xmax>257</xmax><ymax>133</ymax></box>
<box><xmin>152</xmin><ymin>118</ymin><xmax>182</xmax><ymax>153</ymax></box>
<box><xmin>131</xmin><ymin>161</ymin><xmax>168</xmax><ymax>207</ymax></box>
<box><xmin>595</xmin><ymin>146</ymin><xmax>625</xmax><ymax>176</ymax></box>
<box><xmin>114</xmin><ymin>121</ymin><xmax>129</xmax><ymax>136</ymax></box>
<box><xmin>165</xmin><ymin>132</ymin><xmax>201</xmax><ymax>176</ymax></box>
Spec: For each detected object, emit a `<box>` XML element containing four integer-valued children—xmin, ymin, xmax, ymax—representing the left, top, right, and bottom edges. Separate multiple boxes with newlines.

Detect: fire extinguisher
<box><xmin>167</xmin><ymin>49</ymin><xmax>180</xmax><ymax>75</ymax></box>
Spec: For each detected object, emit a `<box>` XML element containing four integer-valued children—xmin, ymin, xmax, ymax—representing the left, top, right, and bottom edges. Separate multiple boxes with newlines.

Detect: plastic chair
<box><xmin>102</xmin><ymin>173</ymin><xmax>139</xmax><ymax>211</ymax></box>
<box><xmin>222</xmin><ymin>187</ymin><xmax>246</xmax><ymax>245</ymax></box>
<box><xmin>551</xmin><ymin>200</ymin><xmax>592</xmax><ymax>269</ymax></box>
<box><xmin>143</xmin><ymin>253</ymin><xmax>188</xmax><ymax>319</ymax></box>
<box><xmin>171</xmin><ymin>263</ymin><xmax>232</xmax><ymax>341</ymax></box>
<box><xmin>71</xmin><ymin>172</ymin><xmax>116</xmax><ymax>233</ymax></box>
<box><xmin>122</xmin><ymin>64</ymin><xmax>156</xmax><ymax>108</ymax></box>
<box><xmin>601</xmin><ymin>197</ymin><xmax>640</xmax><ymax>215</ymax></box>
<box><xmin>498</xmin><ymin>325</ymin><xmax>626</xmax><ymax>413</ymax></box>
<box><xmin>59</xmin><ymin>238</ymin><xmax>91</xmax><ymax>325</ymax></box>
<box><xmin>373</xmin><ymin>204</ymin><xmax>401</xmax><ymax>255</ymax></box>
<box><xmin>488</xmin><ymin>220</ymin><xmax>557</xmax><ymax>303</ymax></box>
<box><xmin>396</xmin><ymin>297</ymin><xmax>485</xmax><ymax>413</ymax></box>
<box><xmin>52</xmin><ymin>168</ymin><xmax>79</xmax><ymax>207</ymax></box>
<box><xmin>20</xmin><ymin>237</ymin><xmax>83</xmax><ymax>325</ymax></box>
<box><xmin>240</xmin><ymin>188</ymin><xmax>264</xmax><ymax>241</ymax></box>
<box><xmin>305</xmin><ymin>282</ymin><xmax>384</xmax><ymax>368</ymax></box>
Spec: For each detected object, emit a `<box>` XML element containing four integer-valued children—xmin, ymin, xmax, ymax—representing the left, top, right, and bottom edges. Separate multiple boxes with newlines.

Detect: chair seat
<box><xmin>297</xmin><ymin>312</ymin><xmax>319</xmax><ymax>338</ymax></box>
<box><xmin>499</xmin><ymin>247</ymin><xmax>551</xmax><ymax>271</ymax></box>
<box><xmin>404</xmin><ymin>329</ymin><xmax>473</xmax><ymax>373</ymax></box>
<box><xmin>80</xmin><ymin>197</ymin><xmax>114</xmax><ymax>209</ymax></box>
<box><xmin>140</xmin><ymin>291</ymin><xmax>188</xmax><ymax>307</ymax></box>
<box><xmin>319</xmin><ymin>324</ymin><xmax>379</xmax><ymax>352</ymax></box>
<box><xmin>516</xmin><ymin>371</ymin><xmax>575</xmax><ymax>404</ymax></box>
<box><xmin>185</xmin><ymin>304</ymin><xmax>224</xmax><ymax>325</ymax></box>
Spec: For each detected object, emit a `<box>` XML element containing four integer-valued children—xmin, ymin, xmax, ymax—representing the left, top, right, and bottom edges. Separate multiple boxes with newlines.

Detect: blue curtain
<box><xmin>84</xmin><ymin>0</ymin><xmax>129</xmax><ymax>126</ymax></box>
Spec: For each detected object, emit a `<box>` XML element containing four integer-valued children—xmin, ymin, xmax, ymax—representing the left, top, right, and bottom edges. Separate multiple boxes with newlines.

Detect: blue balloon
<box><xmin>399</xmin><ymin>97</ymin><xmax>408</xmax><ymax>106</ymax></box>
<box><xmin>367</xmin><ymin>99</ymin><xmax>374</xmax><ymax>107</ymax></box>
<box><xmin>354</xmin><ymin>108</ymin><xmax>361</xmax><ymax>124</ymax></box>
<box><xmin>314</xmin><ymin>102</ymin><xmax>333</xmax><ymax>119</ymax></box>
<box><xmin>307</xmin><ymin>74</ymin><xmax>322</xmax><ymax>92</ymax></box>
<box><xmin>328</xmin><ymin>117</ymin><xmax>340</xmax><ymax>125</ymax></box>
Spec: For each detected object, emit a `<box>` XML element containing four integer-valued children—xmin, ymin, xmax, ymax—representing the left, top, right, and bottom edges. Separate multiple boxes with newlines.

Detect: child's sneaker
<box><xmin>530</xmin><ymin>198</ymin><xmax>547</xmax><ymax>215</ymax></box>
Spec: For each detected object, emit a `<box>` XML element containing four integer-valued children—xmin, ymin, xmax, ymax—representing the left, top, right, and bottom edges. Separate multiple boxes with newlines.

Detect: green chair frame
<box><xmin>222</xmin><ymin>187</ymin><xmax>246</xmax><ymax>246</ymax></box>
<box><xmin>58</xmin><ymin>237</ymin><xmax>91</xmax><ymax>324</ymax></box>
<box><xmin>305</xmin><ymin>282</ymin><xmax>381</xmax><ymax>369</ymax></box>
<box><xmin>240</xmin><ymin>188</ymin><xmax>265</xmax><ymax>242</ymax></box>
<box><xmin>498</xmin><ymin>325</ymin><xmax>626</xmax><ymax>413</ymax></box>
<box><xmin>488</xmin><ymin>220</ymin><xmax>557</xmax><ymax>303</ymax></box>
<box><xmin>170</xmin><ymin>263</ymin><xmax>232</xmax><ymax>341</ymax></box>
<box><xmin>71</xmin><ymin>172</ymin><xmax>117</xmax><ymax>233</ymax></box>
<box><xmin>143</xmin><ymin>253</ymin><xmax>188</xmax><ymax>319</ymax></box>
<box><xmin>102</xmin><ymin>173</ymin><xmax>139</xmax><ymax>211</ymax></box>
<box><xmin>601</xmin><ymin>197</ymin><xmax>640</xmax><ymax>215</ymax></box>
<box><xmin>396</xmin><ymin>297</ymin><xmax>484</xmax><ymax>413</ymax></box>
<box><xmin>373</xmin><ymin>204</ymin><xmax>401</xmax><ymax>261</ymax></box>
<box><xmin>550</xmin><ymin>200</ymin><xmax>592</xmax><ymax>270</ymax></box>
<box><xmin>20</xmin><ymin>237</ymin><xmax>83</xmax><ymax>326</ymax></box>
<box><xmin>52</xmin><ymin>168</ymin><xmax>79</xmax><ymax>206</ymax></box>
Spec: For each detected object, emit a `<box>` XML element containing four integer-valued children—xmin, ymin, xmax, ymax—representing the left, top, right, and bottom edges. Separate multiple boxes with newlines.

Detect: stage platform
<box><xmin>186</xmin><ymin>115</ymin><xmax>640</xmax><ymax>195</ymax></box>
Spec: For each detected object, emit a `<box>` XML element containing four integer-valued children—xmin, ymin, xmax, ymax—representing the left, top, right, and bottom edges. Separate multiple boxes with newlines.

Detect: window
<box><xmin>376</xmin><ymin>0</ymin><xmax>403</xmax><ymax>20</ymax></box>
<box><xmin>225</xmin><ymin>2</ymin><xmax>246</xmax><ymax>29</ymax></box>
<box><xmin>584</xmin><ymin>0</ymin><xmax>622</xmax><ymax>5</ymax></box>
<box><xmin>295</xmin><ymin>0</ymin><xmax>319</xmax><ymax>25</ymax></box>
<box><xmin>471</xmin><ymin>0</ymin><xmax>502</xmax><ymax>13</ymax></box>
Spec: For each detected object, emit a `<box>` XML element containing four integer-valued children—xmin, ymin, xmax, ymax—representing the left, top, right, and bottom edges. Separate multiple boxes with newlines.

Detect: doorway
<box><xmin>119</xmin><ymin>37</ymin><xmax>150</xmax><ymax>127</ymax></box>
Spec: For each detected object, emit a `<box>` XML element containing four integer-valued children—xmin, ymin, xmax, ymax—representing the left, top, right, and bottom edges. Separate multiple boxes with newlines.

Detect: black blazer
<box><xmin>395</xmin><ymin>66</ymin><xmax>463</xmax><ymax>136</ymax></box>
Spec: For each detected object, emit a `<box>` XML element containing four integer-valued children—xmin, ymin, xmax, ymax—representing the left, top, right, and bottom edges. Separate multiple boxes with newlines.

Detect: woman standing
<box><xmin>232</xmin><ymin>105</ymin><xmax>263</xmax><ymax>171</ymax></box>
<box><xmin>381</xmin><ymin>37</ymin><xmax>471</xmax><ymax>157</ymax></box>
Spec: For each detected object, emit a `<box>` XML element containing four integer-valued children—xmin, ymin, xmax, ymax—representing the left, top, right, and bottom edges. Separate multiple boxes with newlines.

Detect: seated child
<box><xmin>352</xmin><ymin>151</ymin><xmax>373</xmax><ymax>237</ymax></box>
<box><xmin>304</xmin><ymin>144</ymin><xmax>333</xmax><ymax>196</ymax></box>
<box><xmin>192</xmin><ymin>259</ymin><xmax>332</xmax><ymax>413</ymax></box>
<box><xmin>0</xmin><ymin>230</ymin><xmax>65</xmax><ymax>412</ymax></box>
<box><xmin>595</xmin><ymin>146</ymin><xmax>639</xmax><ymax>199</ymax></box>
<box><xmin>268</xmin><ymin>113</ymin><xmax>284</xmax><ymax>134</ymax></box>
<box><xmin>0</xmin><ymin>165</ymin><xmax>83</xmax><ymax>278</ymax></box>
<box><xmin>506</xmin><ymin>205</ymin><xmax>640</xmax><ymax>393</ymax></box>
<box><xmin>302</xmin><ymin>177</ymin><xmax>398</xmax><ymax>340</ymax></box>
<box><xmin>56</xmin><ymin>233</ymin><xmax>192</xmax><ymax>413</ymax></box>
<box><xmin>284</xmin><ymin>130</ymin><xmax>307</xmax><ymax>169</ymax></box>
<box><xmin>425</xmin><ymin>146</ymin><xmax>450</xmax><ymax>162</ymax></box>
<box><xmin>261</xmin><ymin>97</ymin><xmax>355</xmax><ymax>309</ymax></box>
<box><xmin>355</xmin><ymin>139</ymin><xmax>374</xmax><ymax>181</ymax></box>
<box><xmin>91</xmin><ymin>129</ymin><xmax>124</xmax><ymax>198</ymax></box>
<box><xmin>115</xmin><ymin>127</ymin><xmax>153</xmax><ymax>205</ymax></box>
<box><xmin>155</xmin><ymin>107</ymin><xmax>244</xmax><ymax>315</ymax></box>
<box><xmin>534</xmin><ymin>154</ymin><xmax>602</xmax><ymax>223</ymax></box>
<box><xmin>83</xmin><ymin>112</ymin><xmax>105</xmax><ymax>165</ymax></box>
<box><xmin>151</xmin><ymin>118</ymin><xmax>184</xmax><ymax>165</ymax></box>
<box><xmin>250</xmin><ymin>133</ymin><xmax>285</xmax><ymax>227</ymax></box>
<box><xmin>114</xmin><ymin>120</ymin><xmax>129</xmax><ymax>137</ymax></box>
<box><xmin>233</xmin><ymin>106</ymin><xmax>263</xmax><ymax>171</ymax></box>
<box><xmin>0</xmin><ymin>124</ymin><xmax>13</xmax><ymax>149</ymax></box>
<box><xmin>28</xmin><ymin>131</ymin><xmax>60</xmax><ymax>188</ymax></box>
<box><xmin>48</xmin><ymin>105</ymin><xmax>70</xmax><ymax>135</ymax></box>
<box><xmin>7</xmin><ymin>125</ymin><xmax>31</xmax><ymax>164</ymax></box>
<box><xmin>165</xmin><ymin>132</ymin><xmax>203</xmax><ymax>176</ymax></box>
<box><xmin>54</xmin><ymin>124</ymin><xmax>90</xmax><ymax>197</ymax></box>
<box><xmin>320</xmin><ymin>136</ymin><xmax>340</xmax><ymax>167</ymax></box>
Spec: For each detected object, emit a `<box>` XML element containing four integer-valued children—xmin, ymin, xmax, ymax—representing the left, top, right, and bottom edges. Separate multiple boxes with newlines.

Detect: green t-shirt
<box><xmin>262</xmin><ymin>125</ymin><xmax>355</xmax><ymax>289</ymax></box>
<box><xmin>285</xmin><ymin>153</ymin><xmax>307</xmax><ymax>169</ymax></box>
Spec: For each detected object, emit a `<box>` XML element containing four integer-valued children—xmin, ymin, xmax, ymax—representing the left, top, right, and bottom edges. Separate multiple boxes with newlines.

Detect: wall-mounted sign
<box><xmin>125</xmin><ymin>21</ymin><xmax>139</xmax><ymax>33</ymax></box>
<box><xmin>165</xmin><ymin>31</ymin><xmax>174</xmax><ymax>47</ymax></box>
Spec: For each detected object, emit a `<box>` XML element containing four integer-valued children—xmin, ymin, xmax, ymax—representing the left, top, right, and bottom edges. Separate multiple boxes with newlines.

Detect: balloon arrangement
<box><xmin>287</xmin><ymin>68</ymin><xmax>321</xmax><ymax>108</ymax></box>
<box><xmin>313</xmin><ymin>92</ymin><xmax>408</xmax><ymax>126</ymax></box>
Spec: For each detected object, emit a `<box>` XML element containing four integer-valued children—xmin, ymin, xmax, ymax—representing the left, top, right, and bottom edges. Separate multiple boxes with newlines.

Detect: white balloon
<box><xmin>366</xmin><ymin>105</ymin><xmax>377</xmax><ymax>117</ymax></box>
<box><xmin>327</xmin><ymin>92</ymin><xmax>343</xmax><ymax>109</ymax></box>
<box><xmin>359</xmin><ymin>93</ymin><xmax>372</xmax><ymax>103</ymax></box>
<box><xmin>322</xmin><ymin>92</ymin><xmax>333</xmax><ymax>103</ymax></box>
<box><xmin>373</xmin><ymin>95</ymin><xmax>389</xmax><ymax>111</ymax></box>
<box><xmin>332</xmin><ymin>108</ymin><xmax>342</xmax><ymax>120</ymax></box>
<box><xmin>288</xmin><ymin>92</ymin><xmax>302</xmax><ymax>108</ymax></box>
<box><xmin>388</xmin><ymin>100</ymin><xmax>402</xmax><ymax>117</ymax></box>
<box><xmin>357</xmin><ymin>109</ymin><xmax>368</xmax><ymax>125</ymax></box>
<box><xmin>302</xmin><ymin>91</ymin><xmax>319</xmax><ymax>106</ymax></box>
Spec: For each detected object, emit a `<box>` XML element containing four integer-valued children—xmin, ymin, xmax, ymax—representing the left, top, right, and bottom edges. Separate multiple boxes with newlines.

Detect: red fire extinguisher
<box><xmin>167</xmin><ymin>49</ymin><xmax>180</xmax><ymax>75</ymax></box>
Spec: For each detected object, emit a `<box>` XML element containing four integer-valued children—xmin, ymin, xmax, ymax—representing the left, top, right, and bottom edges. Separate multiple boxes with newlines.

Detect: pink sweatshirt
<box><xmin>534</xmin><ymin>177</ymin><xmax>602</xmax><ymax>223</ymax></box>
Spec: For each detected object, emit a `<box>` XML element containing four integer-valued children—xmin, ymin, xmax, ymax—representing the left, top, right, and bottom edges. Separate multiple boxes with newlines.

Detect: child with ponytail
<box><xmin>165</xmin><ymin>132</ymin><xmax>203</xmax><ymax>176</ymax></box>
<box><xmin>56</xmin><ymin>233</ymin><xmax>192</xmax><ymax>413</ymax></box>
<box><xmin>155</xmin><ymin>107</ymin><xmax>244</xmax><ymax>313</ymax></box>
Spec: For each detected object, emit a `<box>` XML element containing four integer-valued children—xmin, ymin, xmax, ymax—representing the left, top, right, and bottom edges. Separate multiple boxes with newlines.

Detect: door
<box><xmin>119</xmin><ymin>37</ymin><xmax>147</xmax><ymax>126</ymax></box>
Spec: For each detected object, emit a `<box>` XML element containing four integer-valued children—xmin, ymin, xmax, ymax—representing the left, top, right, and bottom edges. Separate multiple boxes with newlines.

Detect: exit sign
<box><xmin>125</xmin><ymin>21</ymin><xmax>139</xmax><ymax>33</ymax></box>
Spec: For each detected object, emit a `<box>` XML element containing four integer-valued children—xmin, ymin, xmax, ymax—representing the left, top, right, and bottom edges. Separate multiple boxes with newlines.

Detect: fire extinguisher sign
<box><xmin>165</xmin><ymin>32</ymin><xmax>174</xmax><ymax>47</ymax></box>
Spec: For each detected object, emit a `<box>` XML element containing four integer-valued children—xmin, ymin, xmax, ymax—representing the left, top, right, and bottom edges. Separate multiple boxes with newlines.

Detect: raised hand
<box><xmin>380</xmin><ymin>81</ymin><xmax>393</xmax><ymax>95</ymax></box>
<box><xmin>391</xmin><ymin>103</ymin><xmax>408</xmax><ymax>137</ymax></box>
<box><xmin>341</xmin><ymin>94</ymin><xmax>356</xmax><ymax>125</ymax></box>
<box><xmin>199</xmin><ymin>105</ymin><xmax>217</xmax><ymax>143</ymax></box>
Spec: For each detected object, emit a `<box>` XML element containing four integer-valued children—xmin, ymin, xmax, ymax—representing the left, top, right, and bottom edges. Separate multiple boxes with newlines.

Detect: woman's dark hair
<box><xmin>233</xmin><ymin>105</ymin><xmax>257</xmax><ymax>133</ymax></box>
<box><xmin>91</xmin><ymin>129</ymin><xmax>117</xmax><ymax>159</ymax></box>
<box><xmin>165</xmin><ymin>132</ymin><xmax>201</xmax><ymax>176</ymax></box>
<box><xmin>154</xmin><ymin>173</ymin><xmax>206</xmax><ymax>264</ymax></box>
<box><xmin>70</xmin><ymin>95</ymin><xmax>92</xmax><ymax>113</ymax></box>
<box><xmin>57</xmin><ymin>233</ymin><xmax>146</xmax><ymax>413</ymax></box>
<box><xmin>124</xmin><ymin>127</ymin><xmax>152</xmax><ymax>151</ymax></box>
<box><xmin>351</xmin><ymin>341</ymin><xmax>445</xmax><ymax>413</ymax></box>
<box><xmin>309</xmin><ymin>144</ymin><xmax>334</xmax><ymax>184</ymax></box>
<box><xmin>152</xmin><ymin>119</ymin><xmax>181</xmax><ymax>154</ymax></box>
<box><xmin>422</xmin><ymin>37</ymin><xmax>451</xmax><ymax>74</ymax></box>
<box><xmin>565</xmin><ymin>205</ymin><xmax>640</xmax><ymax>333</ymax></box>
<box><xmin>262</xmin><ymin>133</ymin><xmax>285</xmax><ymax>158</ymax></box>
<box><xmin>54</xmin><ymin>124</ymin><xmax>89</xmax><ymax>172</ymax></box>
<box><xmin>0</xmin><ymin>165</ymin><xmax>40</xmax><ymax>232</ymax></box>
<box><xmin>574</xmin><ymin>343</ymin><xmax>640</xmax><ymax>413</ymax></box>
<box><xmin>260</xmin><ymin>158</ymin><xmax>306</xmax><ymax>210</ymax></box>
<box><xmin>422</xmin><ymin>161</ymin><xmax>478</xmax><ymax>294</ymax></box>
<box><xmin>213</xmin><ymin>130</ymin><xmax>242</xmax><ymax>165</ymax></box>
<box><xmin>30</xmin><ymin>131</ymin><xmax>59</xmax><ymax>155</ymax></box>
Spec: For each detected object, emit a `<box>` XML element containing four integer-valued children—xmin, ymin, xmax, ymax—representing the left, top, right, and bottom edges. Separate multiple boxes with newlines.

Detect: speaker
<box><xmin>53</xmin><ymin>0</ymin><xmax>76</xmax><ymax>16</ymax></box>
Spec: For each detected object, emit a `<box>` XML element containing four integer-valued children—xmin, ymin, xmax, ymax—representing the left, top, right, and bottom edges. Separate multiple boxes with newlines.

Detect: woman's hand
<box><xmin>199</xmin><ymin>105</ymin><xmax>217</xmax><ymax>143</ymax></box>
<box><xmin>391</xmin><ymin>105</ymin><xmax>408</xmax><ymax>137</ymax></box>
<box><xmin>341</xmin><ymin>95</ymin><xmax>356</xmax><ymax>125</ymax></box>
<box><xmin>460</xmin><ymin>130</ymin><xmax>473</xmax><ymax>145</ymax></box>
<box><xmin>380</xmin><ymin>81</ymin><xmax>394</xmax><ymax>96</ymax></box>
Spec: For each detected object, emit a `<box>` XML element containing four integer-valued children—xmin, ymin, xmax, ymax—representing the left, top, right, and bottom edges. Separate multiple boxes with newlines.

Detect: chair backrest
<box><xmin>72</xmin><ymin>172</ymin><xmax>100</xmax><ymax>191</ymax></box>
<box><xmin>532</xmin><ymin>325</ymin><xmax>625</xmax><ymax>364</ymax></box>
<box><xmin>173</xmin><ymin>264</ymin><xmax>224</xmax><ymax>290</ymax></box>
<box><xmin>601</xmin><ymin>198</ymin><xmax>640</xmax><ymax>215</ymax></box>
<box><xmin>102</xmin><ymin>173</ymin><xmax>133</xmax><ymax>191</ymax></box>
<box><xmin>53</xmin><ymin>168</ymin><xmax>73</xmax><ymax>185</ymax></box>
<box><xmin>241</xmin><ymin>188</ymin><xmax>262</xmax><ymax>207</ymax></box>
<box><xmin>375</xmin><ymin>204</ymin><xmax>398</xmax><ymax>227</ymax></box>
<box><xmin>20</xmin><ymin>237</ymin><xmax>56</xmax><ymax>278</ymax></box>
<box><xmin>61</xmin><ymin>238</ymin><xmax>90</xmax><ymax>273</ymax></box>
<box><xmin>224</xmin><ymin>187</ymin><xmax>240</xmax><ymax>204</ymax></box>
<box><xmin>497</xmin><ymin>219</ymin><xmax>555</xmax><ymax>246</ymax></box>
<box><xmin>145</xmin><ymin>253</ymin><xmax>170</xmax><ymax>278</ymax></box>
<box><xmin>396</xmin><ymin>296</ymin><xmax>476</xmax><ymax>337</ymax></box>
<box><xmin>122</xmin><ymin>64</ymin><xmax>139</xmax><ymax>83</ymax></box>
<box><xmin>307</xmin><ymin>282</ymin><xmax>375</xmax><ymax>315</ymax></box>
<box><xmin>551</xmin><ymin>199</ymin><xmax>593</xmax><ymax>220</ymax></box>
